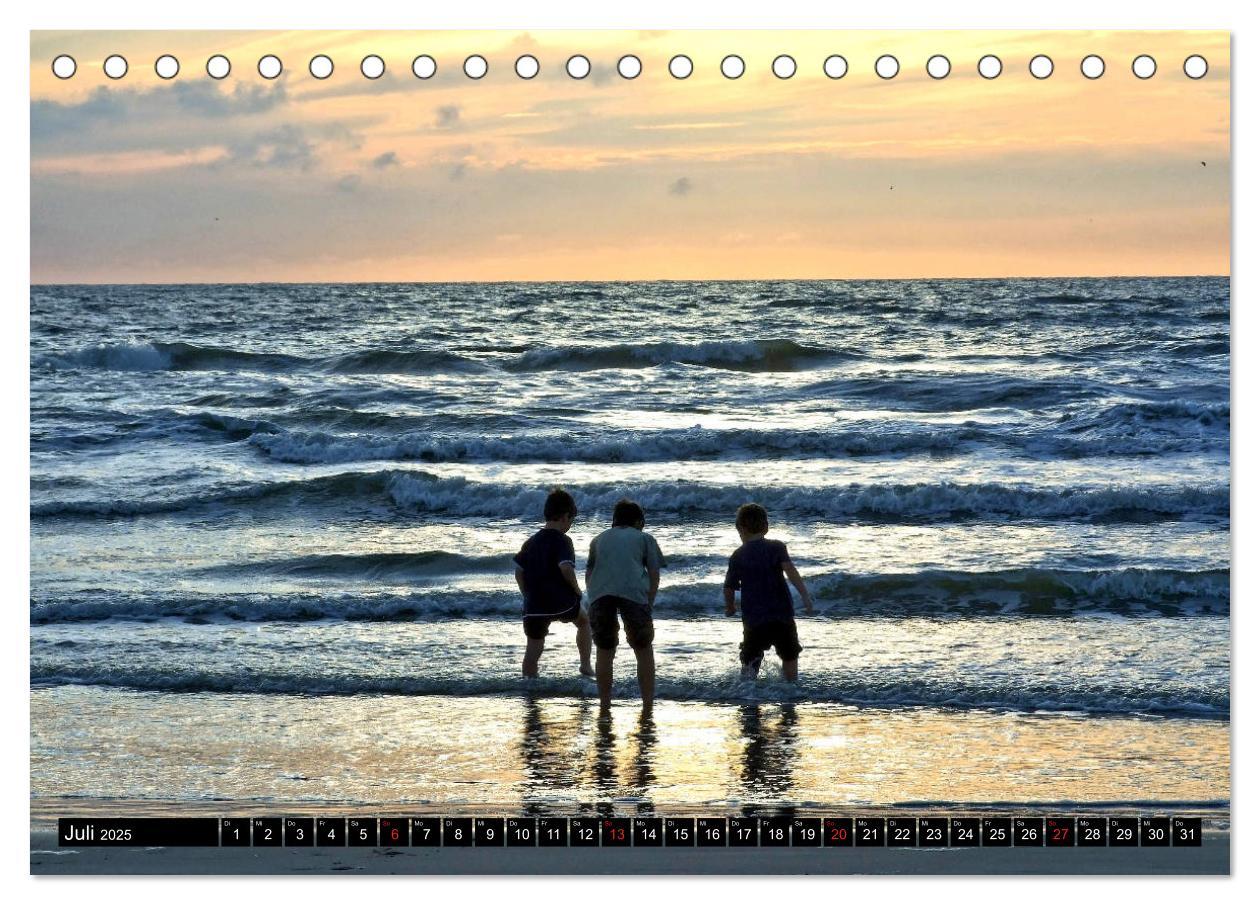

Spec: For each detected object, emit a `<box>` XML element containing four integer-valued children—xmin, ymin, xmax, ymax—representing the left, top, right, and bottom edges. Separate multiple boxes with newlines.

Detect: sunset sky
<box><xmin>30</xmin><ymin>30</ymin><xmax>1230</xmax><ymax>283</ymax></box>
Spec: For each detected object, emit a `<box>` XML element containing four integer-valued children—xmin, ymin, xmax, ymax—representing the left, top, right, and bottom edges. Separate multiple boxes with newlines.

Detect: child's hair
<box><xmin>611</xmin><ymin>498</ymin><xmax>645</xmax><ymax>528</ymax></box>
<box><xmin>736</xmin><ymin>502</ymin><xmax>769</xmax><ymax>535</ymax></box>
<box><xmin>543</xmin><ymin>487</ymin><xmax>578</xmax><ymax>521</ymax></box>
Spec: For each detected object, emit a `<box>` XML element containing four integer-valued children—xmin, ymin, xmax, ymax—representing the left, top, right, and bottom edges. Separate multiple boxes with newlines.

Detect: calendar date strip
<box><xmin>58</xmin><ymin>815</ymin><xmax>1202</xmax><ymax>848</ymax></box>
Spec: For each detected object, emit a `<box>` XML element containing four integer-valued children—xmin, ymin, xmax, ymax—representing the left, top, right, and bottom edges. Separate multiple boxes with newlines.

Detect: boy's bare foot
<box><xmin>580</xmin><ymin>664</ymin><xmax>596</xmax><ymax>678</ymax></box>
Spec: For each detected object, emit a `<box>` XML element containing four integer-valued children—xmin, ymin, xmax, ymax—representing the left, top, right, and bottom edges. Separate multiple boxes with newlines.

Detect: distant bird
<box><xmin>889</xmin><ymin>185</ymin><xmax>894</xmax><ymax>190</ymax></box>
<box><xmin>1201</xmin><ymin>161</ymin><xmax>1207</xmax><ymax>167</ymax></box>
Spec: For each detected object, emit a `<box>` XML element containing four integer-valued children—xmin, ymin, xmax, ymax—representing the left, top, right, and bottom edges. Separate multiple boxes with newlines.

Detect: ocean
<box><xmin>29</xmin><ymin>277</ymin><xmax>1229</xmax><ymax>818</ymax></box>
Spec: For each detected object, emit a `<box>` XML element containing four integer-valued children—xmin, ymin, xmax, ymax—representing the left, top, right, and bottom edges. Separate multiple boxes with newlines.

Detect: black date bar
<box><xmin>58</xmin><ymin>818</ymin><xmax>220</xmax><ymax>847</ymax></box>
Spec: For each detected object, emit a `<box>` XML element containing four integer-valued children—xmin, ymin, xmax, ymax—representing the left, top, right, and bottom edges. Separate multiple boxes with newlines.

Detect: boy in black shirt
<box><xmin>724</xmin><ymin>503</ymin><xmax>815</xmax><ymax>680</ymax></box>
<box><xmin>514</xmin><ymin>487</ymin><xmax>594</xmax><ymax>678</ymax></box>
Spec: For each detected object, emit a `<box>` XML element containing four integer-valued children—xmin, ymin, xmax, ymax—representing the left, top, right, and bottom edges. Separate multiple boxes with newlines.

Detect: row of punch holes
<box><xmin>50</xmin><ymin>52</ymin><xmax>1210</xmax><ymax>82</ymax></box>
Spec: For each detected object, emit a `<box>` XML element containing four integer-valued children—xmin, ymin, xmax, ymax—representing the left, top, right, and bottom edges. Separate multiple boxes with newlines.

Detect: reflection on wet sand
<box><xmin>519</xmin><ymin>695</ymin><xmax>592</xmax><ymax>815</ymax></box>
<box><xmin>30</xmin><ymin>688</ymin><xmax>1229</xmax><ymax>818</ymax></box>
<box><xmin>738</xmin><ymin>703</ymin><xmax>799</xmax><ymax>807</ymax></box>
<box><xmin>520</xmin><ymin>696</ymin><xmax>659</xmax><ymax>816</ymax></box>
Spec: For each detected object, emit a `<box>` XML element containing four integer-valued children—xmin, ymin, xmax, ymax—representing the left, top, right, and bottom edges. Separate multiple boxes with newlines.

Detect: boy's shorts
<box><xmin>523</xmin><ymin>601</ymin><xmax>583</xmax><ymax>640</ymax></box>
<box><xmin>589</xmin><ymin>595</ymin><xmax>654</xmax><ymax>651</ymax></box>
<box><xmin>740</xmin><ymin>619</ymin><xmax>802</xmax><ymax>664</ymax></box>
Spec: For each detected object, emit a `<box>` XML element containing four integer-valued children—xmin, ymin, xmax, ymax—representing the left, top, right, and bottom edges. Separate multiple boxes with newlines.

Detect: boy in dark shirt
<box><xmin>723</xmin><ymin>503</ymin><xmax>814</xmax><ymax>681</ymax></box>
<box><xmin>514</xmin><ymin>487</ymin><xmax>594</xmax><ymax>679</ymax></box>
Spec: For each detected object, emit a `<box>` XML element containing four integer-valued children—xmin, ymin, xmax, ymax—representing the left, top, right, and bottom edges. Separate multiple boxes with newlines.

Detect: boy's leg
<box><xmin>590</xmin><ymin>597</ymin><xmax>618</xmax><ymax>706</ymax></box>
<box><xmin>740</xmin><ymin>622</ymin><xmax>767</xmax><ymax>679</ymax></box>
<box><xmin>775</xmin><ymin>621</ymin><xmax>803</xmax><ymax>682</ymax></box>
<box><xmin>574</xmin><ymin>606</ymin><xmax>594</xmax><ymax>676</ymax></box>
<box><xmin>623</xmin><ymin>603</ymin><xmax>656</xmax><ymax>710</ymax></box>
<box><xmin>596</xmin><ymin>647</ymin><xmax>616</xmax><ymax>710</ymax></box>
<box><xmin>522</xmin><ymin>636</ymin><xmax>546</xmax><ymax>678</ymax></box>
<box><xmin>633</xmin><ymin>645</ymin><xmax>656</xmax><ymax>711</ymax></box>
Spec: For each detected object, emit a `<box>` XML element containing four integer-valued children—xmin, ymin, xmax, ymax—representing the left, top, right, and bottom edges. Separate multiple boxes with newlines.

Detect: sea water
<box><xmin>30</xmin><ymin>277</ymin><xmax>1229</xmax><ymax>817</ymax></box>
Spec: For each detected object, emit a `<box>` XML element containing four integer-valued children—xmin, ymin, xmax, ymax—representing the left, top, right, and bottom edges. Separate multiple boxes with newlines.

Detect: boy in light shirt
<box><xmin>585</xmin><ymin>498</ymin><xmax>665</xmax><ymax>713</ymax></box>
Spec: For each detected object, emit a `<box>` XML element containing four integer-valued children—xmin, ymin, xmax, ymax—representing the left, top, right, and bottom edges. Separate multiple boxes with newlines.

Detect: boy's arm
<box><xmin>782</xmin><ymin>559</ymin><xmax>815</xmax><ymax>614</ymax></box>
<box><xmin>514</xmin><ymin>567</ymin><xmax>527</xmax><ymax>598</ymax></box>
<box><xmin>559</xmin><ymin>536</ymin><xmax>582</xmax><ymax>599</ymax></box>
<box><xmin>559</xmin><ymin>562</ymin><xmax>582</xmax><ymax>599</ymax></box>
<box><xmin>644</xmin><ymin>535</ymin><xmax>663</xmax><ymax>606</ymax></box>
<box><xmin>723</xmin><ymin>551</ymin><xmax>739</xmax><ymax>615</ymax></box>
<box><xmin>585</xmin><ymin>542</ymin><xmax>597</xmax><ymax>586</ymax></box>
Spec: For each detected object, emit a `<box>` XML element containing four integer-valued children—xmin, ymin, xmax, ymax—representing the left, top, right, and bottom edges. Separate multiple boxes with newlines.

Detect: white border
<box><xmin>6</xmin><ymin>1</ymin><xmax>1250</xmax><ymax>902</ymax></box>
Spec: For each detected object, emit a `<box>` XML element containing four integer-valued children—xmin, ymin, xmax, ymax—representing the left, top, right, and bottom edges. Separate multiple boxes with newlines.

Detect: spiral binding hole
<box><xmin>103</xmin><ymin>54</ymin><xmax>128</xmax><ymax>80</ymax></box>
<box><xmin>412</xmin><ymin>55</ymin><xmax>437</xmax><ymax>79</ymax></box>
<box><xmin>617</xmin><ymin>55</ymin><xmax>642</xmax><ymax>79</ymax></box>
<box><xmin>257</xmin><ymin>55</ymin><xmax>282</xmax><ymax>80</ymax></box>
<box><xmin>206</xmin><ymin>55</ymin><xmax>230</xmax><ymax>79</ymax></box>
<box><xmin>51</xmin><ymin>55</ymin><xmax>76</xmax><ymax>79</ymax></box>
<box><xmin>772</xmin><ymin>55</ymin><xmax>796</xmax><ymax>79</ymax></box>
<box><xmin>515</xmin><ymin>55</ymin><xmax>540</xmax><ymax>80</ymax></box>
<box><xmin>155</xmin><ymin>55</ymin><xmax>179</xmax><ymax>79</ymax></box>
<box><xmin>823</xmin><ymin>55</ymin><xmax>848</xmax><ymax>79</ymax></box>
<box><xmin>309</xmin><ymin>55</ymin><xmax>333</xmax><ymax>80</ymax></box>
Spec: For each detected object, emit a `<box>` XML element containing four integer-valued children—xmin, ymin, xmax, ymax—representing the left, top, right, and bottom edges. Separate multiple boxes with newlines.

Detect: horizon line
<box><xmin>30</xmin><ymin>273</ymin><xmax>1231</xmax><ymax>288</ymax></box>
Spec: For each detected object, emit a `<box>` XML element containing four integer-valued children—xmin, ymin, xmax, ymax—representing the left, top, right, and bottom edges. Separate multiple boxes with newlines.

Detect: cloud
<box><xmin>669</xmin><ymin>176</ymin><xmax>693</xmax><ymax>197</ymax></box>
<box><xmin>450</xmin><ymin>162</ymin><xmax>468</xmax><ymax>181</ymax></box>
<box><xmin>507</xmin><ymin>32</ymin><xmax>540</xmax><ymax>51</ymax></box>
<box><xmin>371</xmin><ymin>151</ymin><xmax>400</xmax><ymax>169</ymax></box>
<box><xmin>224</xmin><ymin>125</ymin><xmax>316</xmax><ymax>171</ymax></box>
<box><xmin>31</xmin><ymin>82</ymin><xmax>287</xmax><ymax>140</ymax></box>
<box><xmin>434</xmin><ymin>104</ymin><xmax>461</xmax><ymax>129</ymax></box>
<box><xmin>336</xmin><ymin>174</ymin><xmax>361</xmax><ymax>193</ymax></box>
<box><xmin>171</xmin><ymin>81</ymin><xmax>288</xmax><ymax>117</ymax></box>
<box><xmin>31</xmin><ymin>88</ymin><xmax>128</xmax><ymax>138</ymax></box>
<box><xmin>588</xmin><ymin>63</ymin><xmax>617</xmax><ymax>87</ymax></box>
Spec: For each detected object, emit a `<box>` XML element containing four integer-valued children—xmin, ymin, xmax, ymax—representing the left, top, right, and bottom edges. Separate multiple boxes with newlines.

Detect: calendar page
<box><xmin>29</xmin><ymin>29</ymin><xmax>1230</xmax><ymax>875</ymax></box>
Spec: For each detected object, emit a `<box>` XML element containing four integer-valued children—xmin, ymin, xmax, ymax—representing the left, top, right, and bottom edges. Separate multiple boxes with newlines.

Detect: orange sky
<box><xmin>30</xmin><ymin>30</ymin><xmax>1230</xmax><ymax>283</ymax></box>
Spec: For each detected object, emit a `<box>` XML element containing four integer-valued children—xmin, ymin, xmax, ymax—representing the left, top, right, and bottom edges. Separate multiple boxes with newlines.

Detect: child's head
<box><xmin>543</xmin><ymin>487</ymin><xmax>578</xmax><ymax>531</ymax></box>
<box><xmin>735</xmin><ymin>502</ymin><xmax>769</xmax><ymax>539</ymax></box>
<box><xmin>611</xmin><ymin>498</ymin><xmax>645</xmax><ymax>530</ymax></box>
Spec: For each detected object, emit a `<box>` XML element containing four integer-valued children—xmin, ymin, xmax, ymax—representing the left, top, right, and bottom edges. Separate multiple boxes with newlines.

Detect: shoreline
<box><xmin>30</xmin><ymin>827</ymin><xmax>1230</xmax><ymax>875</ymax></box>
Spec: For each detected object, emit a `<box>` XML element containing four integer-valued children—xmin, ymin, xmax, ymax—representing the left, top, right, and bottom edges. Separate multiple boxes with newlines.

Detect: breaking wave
<box><xmin>30</xmin><ymin>470</ymin><xmax>1230</xmax><ymax>524</ymax></box>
